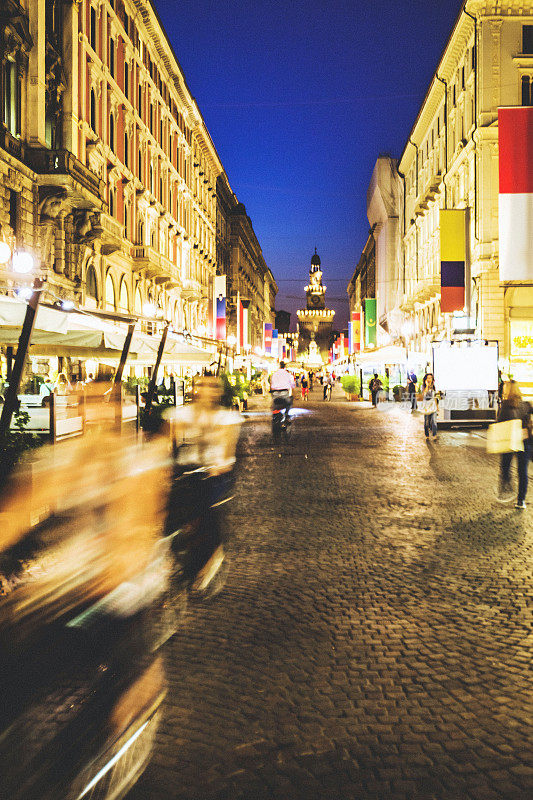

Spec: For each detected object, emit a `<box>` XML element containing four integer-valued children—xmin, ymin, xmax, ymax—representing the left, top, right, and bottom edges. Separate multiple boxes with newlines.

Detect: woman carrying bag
<box><xmin>496</xmin><ymin>381</ymin><xmax>532</xmax><ymax>509</ymax></box>
<box><xmin>421</xmin><ymin>373</ymin><xmax>438</xmax><ymax>441</ymax></box>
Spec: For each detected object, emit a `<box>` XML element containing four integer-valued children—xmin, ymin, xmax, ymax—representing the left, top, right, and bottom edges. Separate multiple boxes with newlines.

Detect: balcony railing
<box><xmin>132</xmin><ymin>246</ymin><xmax>181</xmax><ymax>285</ymax></box>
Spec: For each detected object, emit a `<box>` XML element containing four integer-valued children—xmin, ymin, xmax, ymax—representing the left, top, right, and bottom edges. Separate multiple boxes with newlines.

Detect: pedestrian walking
<box><xmin>408</xmin><ymin>372</ymin><xmax>417</xmax><ymax>412</ymax></box>
<box><xmin>301</xmin><ymin>373</ymin><xmax>309</xmax><ymax>401</ymax></box>
<box><xmin>497</xmin><ymin>380</ymin><xmax>532</xmax><ymax>509</ymax></box>
<box><xmin>369</xmin><ymin>373</ymin><xmax>381</xmax><ymax>407</ymax></box>
<box><xmin>421</xmin><ymin>373</ymin><xmax>438</xmax><ymax>440</ymax></box>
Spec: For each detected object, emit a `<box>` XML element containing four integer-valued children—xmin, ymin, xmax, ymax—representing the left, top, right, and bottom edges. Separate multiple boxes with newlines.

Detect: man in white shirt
<box><xmin>270</xmin><ymin>362</ymin><xmax>295</xmax><ymax>394</ymax></box>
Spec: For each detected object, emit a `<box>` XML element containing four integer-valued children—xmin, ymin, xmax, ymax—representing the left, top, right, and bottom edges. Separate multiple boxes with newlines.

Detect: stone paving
<box><xmin>129</xmin><ymin>386</ymin><xmax>533</xmax><ymax>800</ymax></box>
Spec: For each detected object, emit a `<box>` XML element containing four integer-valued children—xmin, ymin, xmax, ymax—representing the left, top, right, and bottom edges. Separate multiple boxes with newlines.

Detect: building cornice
<box><xmin>129</xmin><ymin>0</ymin><xmax>224</xmax><ymax>177</ymax></box>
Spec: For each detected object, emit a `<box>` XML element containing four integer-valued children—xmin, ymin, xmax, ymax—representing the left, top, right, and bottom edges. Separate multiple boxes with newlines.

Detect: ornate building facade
<box><xmin>350</xmin><ymin>1</ymin><xmax>533</xmax><ymax>385</ymax></box>
<box><xmin>0</xmin><ymin>0</ymin><xmax>276</xmax><ymax>366</ymax></box>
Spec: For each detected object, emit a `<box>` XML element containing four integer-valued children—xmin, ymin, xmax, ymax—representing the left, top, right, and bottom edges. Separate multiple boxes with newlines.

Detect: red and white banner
<box><xmin>498</xmin><ymin>106</ymin><xmax>533</xmax><ymax>281</ymax></box>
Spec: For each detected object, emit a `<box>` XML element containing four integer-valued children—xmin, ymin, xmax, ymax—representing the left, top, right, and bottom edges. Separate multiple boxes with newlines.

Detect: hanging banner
<box><xmin>499</xmin><ymin>106</ymin><xmax>533</xmax><ymax>281</ymax></box>
<box><xmin>271</xmin><ymin>328</ymin><xmax>278</xmax><ymax>359</ymax></box>
<box><xmin>343</xmin><ymin>330</ymin><xmax>349</xmax><ymax>356</ymax></box>
<box><xmin>214</xmin><ymin>275</ymin><xmax>226</xmax><ymax>340</ymax></box>
<box><xmin>364</xmin><ymin>298</ymin><xmax>377</xmax><ymax>346</ymax></box>
<box><xmin>238</xmin><ymin>297</ymin><xmax>244</xmax><ymax>351</ymax></box>
<box><xmin>264</xmin><ymin>322</ymin><xmax>272</xmax><ymax>354</ymax></box>
<box><xmin>440</xmin><ymin>209</ymin><xmax>466</xmax><ymax>313</ymax></box>
<box><xmin>351</xmin><ymin>311</ymin><xmax>361</xmax><ymax>353</ymax></box>
<box><xmin>241</xmin><ymin>299</ymin><xmax>250</xmax><ymax>350</ymax></box>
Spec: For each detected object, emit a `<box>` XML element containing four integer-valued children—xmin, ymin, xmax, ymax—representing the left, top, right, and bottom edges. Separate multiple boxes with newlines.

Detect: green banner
<box><xmin>365</xmin><ymin>298</ymin><xmax>377</xmax><ymax>346</ymax></box>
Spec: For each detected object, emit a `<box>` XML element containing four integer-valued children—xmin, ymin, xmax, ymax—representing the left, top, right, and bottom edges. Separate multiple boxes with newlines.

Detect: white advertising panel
<box><xmin>433</xmin><ymin>343</ymin><xmax>498</xmax><ymax>392</ymax></box>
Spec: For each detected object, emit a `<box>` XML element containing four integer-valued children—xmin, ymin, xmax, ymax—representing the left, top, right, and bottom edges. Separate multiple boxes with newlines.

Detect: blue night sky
<box><xmin>153</xmin><ymin>0</ymin><xmax>463</xmax><ymax>330</ymax></box>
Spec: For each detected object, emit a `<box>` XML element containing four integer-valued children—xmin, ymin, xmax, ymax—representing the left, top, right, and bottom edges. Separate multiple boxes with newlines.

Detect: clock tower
<box><xmin>297</xmin><ymin>249</ymin><xmax>335</xmax><ymax>364</ymax></box>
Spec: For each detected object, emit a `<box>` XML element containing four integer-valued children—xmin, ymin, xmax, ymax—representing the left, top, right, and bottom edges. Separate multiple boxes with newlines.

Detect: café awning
<box><xmin>0</xmin><ymin>295</ymin><xmax>213</xmax><ymax>363</ymax></box>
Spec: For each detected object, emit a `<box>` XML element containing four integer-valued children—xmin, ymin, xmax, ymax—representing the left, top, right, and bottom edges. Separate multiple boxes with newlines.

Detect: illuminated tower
<box><xmin>297</xmin><ymin>249</ymin><xmax>335</xmax><ymax>363</ymax></box>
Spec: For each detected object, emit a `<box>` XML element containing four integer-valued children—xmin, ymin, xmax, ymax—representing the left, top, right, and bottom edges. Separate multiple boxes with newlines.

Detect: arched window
<box><xmin>86</xmin><ymin>263</ymin><xmax>98</xmax><ymax>309</ymax></box>
<box><xmin>137</xmin><ymin>218</ymin><xmax>144</xmax><ymax>245</ymax></box>
<box><xmin>149</xmin><ymin>164</ymin><xmax>154</xmax><ymax>194</ymax></box>
<box><xmin>109</xmin><ymin>185</ymin><xmax>115</xmax><ymax>217</ymax></box>
<box><xmin>105</xmin><ymin>272</ymin><xmax>116</xmax><ymax>311</ymax></box>
<box><xmin>90</xmin><ymin>89</ymin><xmax>96</xmax><ymax>132</ymax></box>
<box><xmin>138</xmin><ymin>83</ymin><xmax>142</xmax><ymax>116</ymax></box>
<box><xmin>109</xmin><ymin>38</ymin><xmax>115</xmax><ymax>79</ymax></box>
<box><xmin>124</xmin><ymin>201</ymin><xmax>129</xmax><ymax>238</ymax></box>
<box><xmin>124</xmin><ymin>61</ymin><xmax>129</xmax><ymax>99</ymax></box>
<box><xmin>124</xmin><ymin>130</ymin><xmax>128</xmax><ymax>167</ymax></box>
<box><xmin>149</xmin><ymin>103</ymin><xmax>153</xmax><ymax>133</ymax></box>
<box><xmin>119</xmin><ymin>278</ymin><xmax>129</xmax><ymax>312</ymax></box>
<box><xmin>109</xmin><ymin>112</ymin><xmax>115</xmax><ymax>152</ymax></box>
<box><xmin>138</xmin><ymin>148</ymin><xmax>142</xmax><ymax>180</ymax></box>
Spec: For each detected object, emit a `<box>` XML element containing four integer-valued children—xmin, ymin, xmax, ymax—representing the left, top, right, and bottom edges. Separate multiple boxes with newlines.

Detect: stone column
<box><xmin>62</xmin><ymin>0</ymin><xmax>80</xmax><ymax>152</ymax></box>
<box><xmin>28</xmin><ymin>0</ymin><xmax>46</xmax><ymax>145</ymax></box>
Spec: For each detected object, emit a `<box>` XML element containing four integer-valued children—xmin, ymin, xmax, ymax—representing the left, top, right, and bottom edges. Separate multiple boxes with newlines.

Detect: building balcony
<box><xmin>182</xmin><ymin>277</ymin><xmax>203</xmax><ymax>300</ymax></box>
<box><xmin>100</xmin><ymin>214</ymin><xmax>124</xmax><ymax>255</ymax></box>
<box><xmin>25</xmin><ymin>148</ymin><xmax>105</xmax><ymax>203</ymax></box>
<box><xmin>132</xmin><ymin>245</ymin><xmax>164</xmax><ymax>279</ymax></box>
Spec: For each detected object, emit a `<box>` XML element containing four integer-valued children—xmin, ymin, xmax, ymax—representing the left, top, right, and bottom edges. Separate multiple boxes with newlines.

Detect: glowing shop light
<box><xmin>227</xmin><ymin>334</ymin><xmax>237</xmax><ymax>347</ymax></box>
<box><xmin>16</xmin><ymin>287</ymin><xmax>33</xmax><ymax>301</ymax></box>
<box><xmin>12</xmin><ymin>251</ymin><xmax>34</xmax><ymax>274</ymax></box>
<box><xmin>61</xmin><ymin>299</ymin><xmax>75</xmax><ymax>311</ymax></box>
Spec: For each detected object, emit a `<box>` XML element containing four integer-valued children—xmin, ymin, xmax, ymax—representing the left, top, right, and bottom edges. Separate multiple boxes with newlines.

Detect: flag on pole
<box><xmin>364</xmin><ymin>298</ymin><xmax>377</xmax><ymax>346</ymax></box>
<box><xmin>214</xmin><ymin>275</ymin><xmax>226</xmax><ymax>340</ymax></box>
<box><xmin>440</xmin><ymin>209</ymin><xmax>466</xmax><ymax>313</ymax></box>
<box><xmin>498</xmin><ymin>106</ymin><xmax>533</xmax><ymax>281</ymax></box>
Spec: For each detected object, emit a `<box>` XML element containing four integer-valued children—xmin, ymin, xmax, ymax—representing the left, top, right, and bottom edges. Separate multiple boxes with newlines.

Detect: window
<box><xmin>160</xmin><ymin>118</ymin><xmax>163</xmax><ymax>146</ymax></box>
<box><xmin>109</xmin><ymin>38</ymin><xmax>115</xmax><ymax>79</ymax></box>
<box><xmin>124</xmin><ymin>131</ymin><xmax>128</xmax><ymax>167</ymax></box>
<box><xmin>137</xmin><ymin>219</ymin><xmax>144</xmax><ymax>245</ymax></box>
<box><xmin>523</xmin><ymin>25</ymin><xmax>533</xmax><ymax>54</ymax></box>
<box><xmin>90</xmin><ymin>6</ymin><xmax>97</xmax><ymax>51</ymax></box>
<box><xmin>124</xmin><ymin>202</ymin><xmax>129</xmax><ymax>238</ymax></box>
<box><xmin>90</xmin><ymin>89</ymin><xmax>96</xmax><ymax>131</ymax></box>
<box><xmin>522</xmin><ymin>76</ymin><xmax>533</xmax><ymax>106</ymax></box>
<box><xmin>3</xmin><ymin>57</ymin><xmax>20</xmax><ymax>137</ymax></box>
<box><xmin>138</xmin><ymin>148</ymin><xmax>142</xmax><ymax>181</ymax></box>
<box><xmin>149</xmin><ymin>103</ymin><xmax>153</xmax><ymax>133</ymax></box>
<box><xmin>109</xmin><ymin>185</ymin><xmax>116</xmax><ymax>217</ymax></box>
<box><xmin>119</xmin><ymin>279</ymin><xmax>129</xmax><ymax>312</ymax></box>
<box><xmin>138</xmin><ymin>83</ymin><xmax>142</xmax><ymax>116</ymax></box>
<box><xmin>124</xmin><ymin>62</ymin><xmax>129</xmax><ymax>99</ymax></box>
<box><xmin>150</xmin><ymin>164</ymin><xmax>154</xmax><ymax>194</ymax></box>
<box><xmin>86</xmin><ymin>264</ymin><xmax>98</xmax><ymax>304</ymax></box>
<box><xmin>109</xmin><ymin>112</ymin><xmax>115</xmax><ymax>152</ymax></box>
<box><xmin>9</xmin><ymin>190</ymin><xmax>18</xmax><ymax>237</ymax></box>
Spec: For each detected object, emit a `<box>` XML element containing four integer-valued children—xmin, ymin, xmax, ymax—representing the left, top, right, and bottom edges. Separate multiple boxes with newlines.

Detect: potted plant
<box><xmin>341</xmin><ymin>375</ymin><xmax>360</xmax><ymax>401</ymax></box>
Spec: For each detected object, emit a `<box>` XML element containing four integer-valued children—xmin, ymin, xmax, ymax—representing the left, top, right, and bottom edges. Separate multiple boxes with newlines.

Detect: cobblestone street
<box><xmin>129</xmin><ymin>389</ymin><xmax>533</xmax><ymax>800</ymax></box>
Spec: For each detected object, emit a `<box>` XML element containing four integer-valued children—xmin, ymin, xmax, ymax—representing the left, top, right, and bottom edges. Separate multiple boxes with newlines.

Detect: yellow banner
<box><xmin>440</xmin><ymin>209</ymin><xmax>466</xmax><ymax>262</ymax></box>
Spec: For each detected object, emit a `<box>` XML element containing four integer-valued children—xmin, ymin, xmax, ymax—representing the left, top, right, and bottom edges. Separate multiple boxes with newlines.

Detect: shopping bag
<box><xmin>486</xmin><ymin>419</ymin><xmax>524</xmax><ymax>454</ymax></box>
<box><xmin>420</xmin><ymin>399</ymin><xmax>438</xmax><ymax>415</ymax></box>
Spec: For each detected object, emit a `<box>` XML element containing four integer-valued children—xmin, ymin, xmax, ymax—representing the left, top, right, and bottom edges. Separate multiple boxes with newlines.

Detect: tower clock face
<box><xmin>310</xmin><ymin>294</ymin><xmax>321</xmax><ymax>307</ymax></box>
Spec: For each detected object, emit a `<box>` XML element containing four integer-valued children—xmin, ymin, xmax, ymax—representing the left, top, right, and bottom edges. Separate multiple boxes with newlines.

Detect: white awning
<box><xmin>0</xmin><ymin>295</ymin><xmax>214</xmax><ymax>364</ymax></box>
